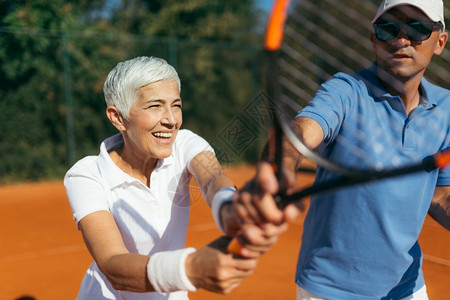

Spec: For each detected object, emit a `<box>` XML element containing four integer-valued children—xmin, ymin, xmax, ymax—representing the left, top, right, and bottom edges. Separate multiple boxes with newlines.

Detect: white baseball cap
<box><xmin>372</xmin><ymin>0</ymin><xmax>446</xmax><ymax>31</ymax></box>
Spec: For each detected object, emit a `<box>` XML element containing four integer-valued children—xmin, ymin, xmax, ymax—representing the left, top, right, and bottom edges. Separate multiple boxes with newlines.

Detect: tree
<box><xmin>100</xmin><ymin>0</ymin><xmax>265</xmax><ymax>163</ymax></box>
<box><xmin>0</xmin><ymin>0</ymin><xmax>264</xmax><ymax>182</ymax></box>
<box><xmin>0</xmin><ymin>0</ymin><xmax>84</xmax><ymax>181</ymax></box>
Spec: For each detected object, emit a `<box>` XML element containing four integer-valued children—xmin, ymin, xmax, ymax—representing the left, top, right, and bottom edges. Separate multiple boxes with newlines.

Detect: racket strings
<box><xmin>288</xmin><ymin>4</ymin><xmax>372</xmax><ymax>68</ymax></box>
<box><xmin>265</xmin><ymin>0</ymin><xmax>450</xmax><ymax>177</ymax></box>
<box><xmin>276</xmin><ymin>2</ymin><xmax>448</xmax><ymax>171</ymax></box>
<box><xmin>277</xmin><ymin>67</ymin><xmax>447</xmax><ymax>172</ymax></box>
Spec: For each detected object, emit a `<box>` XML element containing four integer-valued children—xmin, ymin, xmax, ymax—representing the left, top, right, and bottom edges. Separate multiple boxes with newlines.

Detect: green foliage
<box><xmin>0</xmin><ymin>0</ymin><xmax>264</xmax><ymax>183</ymax></box>
<box><xmin>4</xmin><ymin>0</ymin><xmax>447</xmax><ymax>183</ymax></box>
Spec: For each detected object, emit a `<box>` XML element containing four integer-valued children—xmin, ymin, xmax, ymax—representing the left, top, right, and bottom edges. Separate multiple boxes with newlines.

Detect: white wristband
<box><xmin>212</xmin><ymin>187</ymin><xmax>236</xmax><ymax>234</ymax></box>
<box><xmin>147</xmin><ymin>248</ymin><xmax>197</xmax><ymax>292</ymax></box>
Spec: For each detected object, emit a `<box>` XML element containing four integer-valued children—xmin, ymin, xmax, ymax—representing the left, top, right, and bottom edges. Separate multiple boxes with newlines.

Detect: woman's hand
<box><xmin>185</xmin><ymin>236</ymin><xmax>258</xmax><ymax>294</ymax></box>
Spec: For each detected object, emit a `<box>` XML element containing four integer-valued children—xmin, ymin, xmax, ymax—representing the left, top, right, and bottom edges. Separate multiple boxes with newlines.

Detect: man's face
<box><xmin>371</xmin><ymin>5</ymin><xmax>447</xmax><ymax>81</ymax></box>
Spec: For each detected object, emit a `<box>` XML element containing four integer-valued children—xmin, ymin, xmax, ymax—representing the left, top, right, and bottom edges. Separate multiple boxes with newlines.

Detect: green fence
<box><xmin>0</xmin><ymin>28</ymin><xmax>264</xmax><ymax>183</ymax></box>
<box><xmin>1</xmin><ymin>0</ymin><xmax>449</xmax><ymax>183</ymax></box>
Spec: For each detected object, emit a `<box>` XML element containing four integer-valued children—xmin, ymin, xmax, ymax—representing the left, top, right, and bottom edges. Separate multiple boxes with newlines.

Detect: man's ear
<box><xmin>434</xmin><ymin>31</ymin><xmax>448</xmax><ymax>56</ymax></box>
<box><xmin>106</xmin><ymin>105</ymin><xmax>126</xmax><ymax>131</ymax></box>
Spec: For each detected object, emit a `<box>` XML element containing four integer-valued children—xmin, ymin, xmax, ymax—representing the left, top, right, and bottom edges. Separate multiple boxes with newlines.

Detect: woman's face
<box><xmin>123</xmin><ymin>79</ymin><xmax>182</xmax><ymax>160</ymax></box>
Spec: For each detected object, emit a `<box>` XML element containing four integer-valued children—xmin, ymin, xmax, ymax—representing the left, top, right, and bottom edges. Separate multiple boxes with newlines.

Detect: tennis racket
<box><xmin>227</xmin><ymin>0</ymin><xmax>450</xmax><ymax>255</ymax></box>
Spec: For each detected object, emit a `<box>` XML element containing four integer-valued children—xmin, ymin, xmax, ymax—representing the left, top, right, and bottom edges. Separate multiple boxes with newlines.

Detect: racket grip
<box><xmin>227</xmin><ymin>237</ymin><xmax>244</xmax><ymax>255</ymax></box>
<box><xmin>436</xmin><ymin>149</ymin><xmax>450</xmax><ymax>169</ymax></box>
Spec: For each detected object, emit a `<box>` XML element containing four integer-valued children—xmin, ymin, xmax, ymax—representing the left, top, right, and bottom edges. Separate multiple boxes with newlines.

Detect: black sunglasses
<box><xmin>373</xmin><ymin>20</ymin><xmax>443</xmax><ymax>42</ymax></box>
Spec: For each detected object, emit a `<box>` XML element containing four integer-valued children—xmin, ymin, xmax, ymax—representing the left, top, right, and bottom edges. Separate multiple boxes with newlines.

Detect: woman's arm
<box><xmin>78</xmin><ymin>210</ymin><xmax>153</xmax><ymax>292</ymax></box>
<box><xmin>189</xmin><ymin>150</ymin><xmax>241</xmax><ymax>237</ymax></box>
<box><xmin>65</xmin><ymin>165</ymin><xmax>155</xmax><ymax>292</ymax></box>
<box><xmin>79</xmin><ymin>209</ymin><xmax>258</xmax><ymax>294</ymax></box>
<box><xmin>189</xmin><ymin>150</ymin><xmax>235</xmax><ymax>207</ymax></box>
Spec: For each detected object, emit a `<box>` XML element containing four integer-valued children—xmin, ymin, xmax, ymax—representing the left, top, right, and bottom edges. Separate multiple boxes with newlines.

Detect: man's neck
<box><xmin>377</xmin><ymin>67</ymin><xmax>423</xmax><ymax>115</ymax></box>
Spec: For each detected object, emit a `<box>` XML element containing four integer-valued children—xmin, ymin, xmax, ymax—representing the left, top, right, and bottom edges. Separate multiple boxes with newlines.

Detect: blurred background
<box><xmin>0</xmin><ymin>0</ymin><xmax>449</xmax><ymax>184</ymax></box>
<box><xmin>1</xmin><ymin>1</ymin><xmax>450</xmax><ymax>299</ymax></box>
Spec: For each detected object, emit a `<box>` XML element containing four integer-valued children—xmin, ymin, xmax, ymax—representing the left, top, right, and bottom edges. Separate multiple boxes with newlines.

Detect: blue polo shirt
<box><xmin>295</xmin><ymin>64</ymin><xmax>450</xmax><ymax>299</ymax></box>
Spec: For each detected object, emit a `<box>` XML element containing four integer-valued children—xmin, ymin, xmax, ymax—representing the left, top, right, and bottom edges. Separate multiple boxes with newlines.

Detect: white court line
<box><xmin>0</xmin><ymin>251</ymin><xmax>39</xmax><ymax>262</ymax></box>
<box><xmin>189</xmin><ymin>222</ymin><xmax>218</xmax><ymax>232</ymax></box>
<box><xmin>4</xmin><ymin>228</ymin><xmax>448</xmax><ymax>269</ymax></box>
<box><xmin>423</xmin><ymin>253</ymin><xmax>450</xmax><ymax>267</ymax></box>
<box><xmin>2</xmin><ymin>223</ymin><xmax>219</xmax><ymax>264</ymax></box>
<box><xmin>189</xmin><ymin>223</ymin><xmax>450</xmax><ymax>268</ymax></box>
<box><xmin>0</xmin><ymin>244</ymin><xmax>86</xmax><ymax>263</ymax></box>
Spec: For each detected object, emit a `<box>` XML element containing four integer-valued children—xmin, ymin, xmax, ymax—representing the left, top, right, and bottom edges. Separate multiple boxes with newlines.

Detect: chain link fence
<box><xmin>1</xmin><ymin>0</ymin><xmax>449</xmax><ymax>183</ymax></box>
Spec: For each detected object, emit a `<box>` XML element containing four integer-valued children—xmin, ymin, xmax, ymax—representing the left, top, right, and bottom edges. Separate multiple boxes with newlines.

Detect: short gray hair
<box><xmin>103</xmin><ymin>56</ymin><xmax>181</xmax><ymax>119</ymax></box>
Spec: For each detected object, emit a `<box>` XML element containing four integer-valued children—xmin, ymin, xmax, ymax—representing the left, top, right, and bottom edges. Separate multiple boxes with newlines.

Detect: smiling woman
<box><xmin>62</xmin><ymin>56</ymin><xmax>285</xmax><ymax>299</ymax></box>
<box><xmin>106</xmin><ymin>79</ymin><xmax>183</xmax><ymax>186</ymax></box>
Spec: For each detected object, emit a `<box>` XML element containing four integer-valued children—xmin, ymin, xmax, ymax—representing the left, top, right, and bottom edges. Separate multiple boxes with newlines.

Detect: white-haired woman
<box><xmin>64</xmin><ymin>56</ymin><xmax>286</xmax><ymax>299</ymax></box>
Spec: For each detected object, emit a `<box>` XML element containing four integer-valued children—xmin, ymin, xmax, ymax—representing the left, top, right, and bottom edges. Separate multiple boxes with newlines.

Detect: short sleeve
<box><xmin>296</xmin><ymin>73</ymin><xmax>356</xmax><ymax>144</ymax></box>
<box><xmin>174</xmin><ymin>129</ymin><xmax>214</xmax><ymax>169</ymax></box>
<box><xmin>64</xmin><ymin>158</ymin><xmax>110</xmax><ymax>226</ymax></box>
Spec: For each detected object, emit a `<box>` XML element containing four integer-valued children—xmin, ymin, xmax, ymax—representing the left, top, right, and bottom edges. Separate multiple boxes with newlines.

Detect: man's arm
<box><xmin>428</xmin><ymin>185</ymin><xmax>450</xmax><ymax>230</ymax></box>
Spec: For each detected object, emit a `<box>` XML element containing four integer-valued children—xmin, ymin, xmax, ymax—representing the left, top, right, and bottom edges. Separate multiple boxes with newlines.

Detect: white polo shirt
<box><xmin>64</xmin><ymin>129</ymin><xmax>213</xmax><ymax>300</ymax></box>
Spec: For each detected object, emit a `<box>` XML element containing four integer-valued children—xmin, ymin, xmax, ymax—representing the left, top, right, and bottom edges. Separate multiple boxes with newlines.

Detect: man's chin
<box><xmin>380</xmin><ymin>65</ymin><xmax>417</xmax><ymax>81</ymax></box>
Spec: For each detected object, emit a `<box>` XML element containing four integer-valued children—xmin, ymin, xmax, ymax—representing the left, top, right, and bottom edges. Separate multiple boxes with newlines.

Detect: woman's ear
<box><xmin>106</xmin><ymin>105</ymin><xmax>126</xmax><ymax>131</ymax></box>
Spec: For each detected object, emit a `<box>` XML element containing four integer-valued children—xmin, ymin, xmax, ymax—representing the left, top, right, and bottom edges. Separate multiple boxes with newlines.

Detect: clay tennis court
<box><xmin>1</xmin><ymin>165</ymin><xmax>449</xmax><ymax>299</ymax></box>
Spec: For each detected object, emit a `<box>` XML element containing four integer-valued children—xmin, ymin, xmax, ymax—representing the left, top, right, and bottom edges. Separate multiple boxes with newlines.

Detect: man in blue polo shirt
<box><xmin>232</xmin><ymin>0</ymin><xmax>449</xmax><ymax>299</ymax></box>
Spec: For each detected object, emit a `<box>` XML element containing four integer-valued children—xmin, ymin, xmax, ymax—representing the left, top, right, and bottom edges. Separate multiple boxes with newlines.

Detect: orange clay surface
<box><xmin>0</xmin><ymin>165</ymin><xmax>449</xmax><ymax>299</ymax></box>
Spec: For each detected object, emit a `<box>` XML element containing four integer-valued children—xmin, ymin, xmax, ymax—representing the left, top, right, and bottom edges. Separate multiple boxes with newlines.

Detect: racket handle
<box><xmin>227</xmin><ymin>236</ymin><xmax>244</xmax><ymax>255</ymax></box>
<box><xmin>436</xmin><ymin>149</ymin><xmax>450</xmax><ymax>169</ymax></box>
